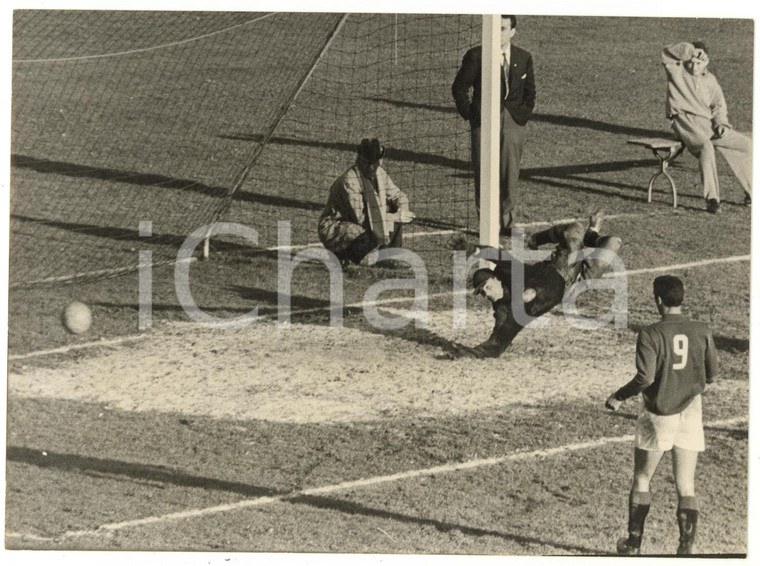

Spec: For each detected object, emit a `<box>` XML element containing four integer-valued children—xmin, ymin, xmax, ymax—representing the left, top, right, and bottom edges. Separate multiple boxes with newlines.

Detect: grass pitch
<box><xmin>5</xmin><ymin>12</ymin><xmax>753</xmax><ymax>558</ymax></box>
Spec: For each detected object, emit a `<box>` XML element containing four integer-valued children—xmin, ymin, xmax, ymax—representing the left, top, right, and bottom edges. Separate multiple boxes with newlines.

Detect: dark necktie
<box><xmin>502</xmin><ymin>51</ymin><xmax>509</xmax><ymax>100</ymax></box>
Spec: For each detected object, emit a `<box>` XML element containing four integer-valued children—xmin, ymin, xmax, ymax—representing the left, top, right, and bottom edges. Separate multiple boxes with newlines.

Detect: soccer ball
<box><xmin>62</xmin><ymin>301</ymin><xmax>92</xmax><ymax>334</ymax></box>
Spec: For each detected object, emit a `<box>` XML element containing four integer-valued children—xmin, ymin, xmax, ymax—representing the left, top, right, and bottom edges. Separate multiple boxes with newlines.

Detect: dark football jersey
<box><xmin>473</xmin><ymin>260</ymin><xmax>566</xmax><ymax>357</ymax></box>
<box><xmin>635</xmin><ymin>314</ymin><xmax>718</xmax><ymax>415</ymax></box>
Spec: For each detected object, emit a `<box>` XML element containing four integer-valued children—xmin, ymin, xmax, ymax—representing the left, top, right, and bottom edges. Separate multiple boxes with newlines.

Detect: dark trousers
<box><xmin>531</xmin><ymin>221</ymin><xmax>623</xmax><ymax>285</ymax></box>
<box><xmin>471</xmin><ymin>110</ymin><xmax>526</xmax><ymax>231</ymax></box>
<box><xmin>341</xmin><ymin>224</ymin><xmax>404</xmax><ymax>265</ymax></box>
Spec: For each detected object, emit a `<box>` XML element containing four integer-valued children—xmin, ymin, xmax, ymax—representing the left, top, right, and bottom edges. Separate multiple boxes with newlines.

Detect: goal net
<box><xmin>10</xmin><ymin>11</ymin><xmax>479</xmax><ymax>287</ymax></box>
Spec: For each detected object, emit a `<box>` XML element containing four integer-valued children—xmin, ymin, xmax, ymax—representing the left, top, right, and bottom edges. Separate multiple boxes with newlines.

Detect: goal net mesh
<box><xmin>10</xmin><ymin>11</ymin><xmax>479</xmax><ymax>286</ymax></box>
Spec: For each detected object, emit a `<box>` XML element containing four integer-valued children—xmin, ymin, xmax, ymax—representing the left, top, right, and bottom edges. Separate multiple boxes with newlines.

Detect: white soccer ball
<box><xmin>63</xmin><ymin>301</ymin><xmax>92</xmax><ymax>334</ymax></box>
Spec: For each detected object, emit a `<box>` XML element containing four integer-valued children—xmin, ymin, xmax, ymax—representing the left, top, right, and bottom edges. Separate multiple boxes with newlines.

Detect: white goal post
<box><xmin>480</xmin><ymin>15</ymin><xmax>501</xmax><ymax>257</ymax></box>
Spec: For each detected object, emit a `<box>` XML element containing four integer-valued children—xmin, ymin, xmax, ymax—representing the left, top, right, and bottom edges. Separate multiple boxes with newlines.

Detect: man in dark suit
<box><xmin>452</xmin><ymin>15</ymin><xmax>536</xmax><ymax>234</ymax></box>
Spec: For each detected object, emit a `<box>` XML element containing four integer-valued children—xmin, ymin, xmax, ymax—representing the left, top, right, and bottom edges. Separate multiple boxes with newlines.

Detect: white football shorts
<box><xmin>635</xmin><ymin>395</ymin><xmax>704</xmax><ymax>452</ymax></box>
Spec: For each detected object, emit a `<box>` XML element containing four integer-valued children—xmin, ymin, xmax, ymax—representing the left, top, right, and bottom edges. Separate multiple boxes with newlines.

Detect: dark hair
<box><xmin>692</xmin><ymin>40</ymin><xmax>709</xmax><ymax>54</ymax></box>
<box><xmin>357</xmin><ymin>138</ymin><xmax>384</xmax><ymax>162</ymax></box>
<box><xmin>653</xmin><ymin>275</ymin><xmax>684</xmax><ymax>307</ymax></box>
<box><xmin>472</xmin><ymin>268</ymin><xmax>497</xmax><ymax>292</ymax></box>
<box><xmin>501</xmin><ymin>15</ymin><xmax>517</xmax><ymax>29</ymax></box>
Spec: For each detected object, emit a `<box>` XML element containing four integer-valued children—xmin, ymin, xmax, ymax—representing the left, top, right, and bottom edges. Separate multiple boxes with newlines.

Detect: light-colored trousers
<box><xmin>671</xmin><ymin>112</ymin><xmax>752</xmax><ymax>201</ymax></box>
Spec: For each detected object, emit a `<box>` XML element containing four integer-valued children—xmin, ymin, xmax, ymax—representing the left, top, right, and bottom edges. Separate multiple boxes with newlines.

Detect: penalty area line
<box><xmin>5</xmin><ymin>417</ymin><xmax>746</xmax><ymax>543</ymax></box>
<box><xmin>8</xmin><ymin>335</ymin><xmax>150</xmax><ymax>362</ymax></box>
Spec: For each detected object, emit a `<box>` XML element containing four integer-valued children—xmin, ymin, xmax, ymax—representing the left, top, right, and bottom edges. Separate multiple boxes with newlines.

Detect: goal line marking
<box><xmin>264</xmin><ymin>211</ymin><xmax>659</xmax><ymax>252</ymax></box>
<box><xmin>6</xmin><ymin>416</ymin><xmax>746</xmax><ymax>543</ymax></box>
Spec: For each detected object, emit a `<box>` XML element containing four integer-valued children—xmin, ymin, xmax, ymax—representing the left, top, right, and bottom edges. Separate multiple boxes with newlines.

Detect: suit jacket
<box><xmin>451</xmin><ymin>44</ymin><xmax>536</xmax><ymax>127</ymax></box>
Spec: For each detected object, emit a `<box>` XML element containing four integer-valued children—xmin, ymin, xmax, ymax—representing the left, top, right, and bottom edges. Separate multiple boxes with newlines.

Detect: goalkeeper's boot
<box><xmin>617</xmin><ymin>495</ymin><xmax>650</xmax><ymax>555</ymax></box>
<box><xmin>616</xmin><ymin>537</ymin><xmax>641</xmax><ymax>556</ymax></box>
<box><xmin>676</xmin><ymin>508</ymin><xmax>698</xmax><ymax>555</ymax></box>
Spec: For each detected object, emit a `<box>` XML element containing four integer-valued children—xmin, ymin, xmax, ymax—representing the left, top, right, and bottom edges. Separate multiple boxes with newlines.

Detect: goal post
<box><xmin>480</xmin><ymin>14</ymin><xmax>501</xmax><ymax>260</ymax></box>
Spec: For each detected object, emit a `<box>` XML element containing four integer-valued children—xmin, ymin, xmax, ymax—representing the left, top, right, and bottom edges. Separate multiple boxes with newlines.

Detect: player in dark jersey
<box><xmin>451</xmin><ymin>210</ymin><xmax>621</xmax><ymax>358</ymax></box>
<box><xmin>606</xmin><ymin>275</ymin><xmax>718</xmax><ymax>555</ymax></box>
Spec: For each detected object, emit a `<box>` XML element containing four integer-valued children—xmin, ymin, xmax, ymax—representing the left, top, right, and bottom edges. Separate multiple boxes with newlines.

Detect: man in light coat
<box><xmin>662</xmin><ymin>41</ymin><xmax>752</xmax><ymax>213</ymax></box>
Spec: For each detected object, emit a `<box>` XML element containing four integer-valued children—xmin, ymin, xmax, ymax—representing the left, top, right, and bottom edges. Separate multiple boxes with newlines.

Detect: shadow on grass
<box><xmin>10</xmin><ymin>214</ymin><xmax>257</xmax><ymax>255</ymax></box>
<box><xmin>90</xmin><ymin>286</ymin><xmax>461</xmax><ymax>355</ymax></box>
<box><xmin>225</xmin><ymin>132</ymin><xmax>681</xmax><ymax>195</ymax></box>
<box><xmin>228</xmin><ymin>285</ymin><xmax>334</xmax><ymax>315</ymax></box>
<box><xmin>14</xmin><ymin>149</ymin><xmax>720</xmax><ymax>233</ymax></box>
<box><xmin>522</xmin><ymin>160</ymin><xmax>704</xmax><ymax>198</ymax></box>
<box><xmin>89</xmin><ymin>283</ymin><xmax>353</xmax><ymax>320</ymax></box>
<box><xmin>287</xmin><ymin>493</ymin><xmax>612</xmax><ymax>555</ymax></box>
<box><xmin>602</xmin><ymin>414</ymin><xmax>748</xmax><ymax>441</ymax></box>
<box><xmin>220</xmin><ymin>133</ymin><xmax>471</xmax><ymax>172</ymax></box>
<box><xmin>219</xmin><ymin>134</ymin><xmax>708</xmax><ymax>207</ymax></box>
<box><xmin>367</xmin><ymin>324</ymin><xmax>461</xmax><ymax>354</ymax></box>
<box><xmin>603</xmin><ymin>411</ymin><xmax>637</xmax><ymax>422</ymax></box>
<box><xmin>628</xmin><ymin>322</ymin><xmax>749</xmax><ymax>354</ymax></box>
<box><xmin>102</xmin><ymin>304</ymin><xmax>470</xmax><ymax>360</ymax></box>
<box><xmin>6</xmin><ymin>446</ymin><xmax>285</xmax><ymax>499</ymax></box>
<box><xmin>91</xmin><ymin>279</ymin><xmax>748</xmax><ymax>362</ymax></box>
<box><xmin>12</xmin><ymin>154</ymin><xmax>467</xmax><ymax>234</ymax></box>
<box><xmin>525</xmin><ymin>162</ymin><xmax>748</xmax><ymax>208</ymax></box>
<box><xmin>11</xmin><ymin>154</ymin><xmax>323</xmax><ymax>212</ymax></box>
<box><xmin>710</xmin><ymin>335</ymin><xmax>749</xmax><ymax>354</ymax></box>
<box><xmin>521</xmin><ymin>170</ymin><xmax>707</xmax><ymax>212</ymax></box>
<box><xmin>7</xmin><ymin>445</ymin><xmax>612</xmax><ymax>554</ymax></box>
<box><xmin>10</xmin><ymin>150</ymin><xmax>743</xmax><ymax>278</ymax></box>
<box><xmin>11</xmin><ymin>154</ymin><xmax>228</xmax><ymax>198</ymax></box>
<box><xmin>364</xmin><ymin>97</ymin><xmax>673</xmax><ymax>139</ymax></box>
<box><xmin>706</xmin><ymin>426</ymin><xmax>747</xmax><ymax>440</ymax></box>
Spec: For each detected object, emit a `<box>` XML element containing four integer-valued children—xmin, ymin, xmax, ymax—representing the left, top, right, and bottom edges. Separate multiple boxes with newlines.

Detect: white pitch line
<box><xmin>13</xmin><ymin>13</ymin><xmax>279</xmax><ymax>64</ymax></box>
<box><xmin>10</xmin><ymin>251</ymin><xmax>750</xmax><ymax>360</ymax></box>
<box><xmin>514</xmin><ymin>211</ymin><xmax>656</xmax><ymax>229</ymax></box>
<box><xmin>245</xmin><ymin>252</ymin><xmax>752</xmax><ymax>321</ymax></box>
<box><xmin>6</xmin><ymin>416</ymin><xmax>746</xmax><ymax>543</ymax></box>
<box><xmin>605</xmin><ymin>254</ymin><xmax>751</xmax><ymax>277</ymax></box>
<box><xmin>15</xmin><ymin>257</ymin><xmax>197</xmax><ymax>288</ymax></box>
<box><xmin>404</xmin><ymin>229</ymin><xmax>460</xmax><ymax>239</ymax></box>
<box><xmin>265</xmin><ymin>242</ymin><xmax>323</xmax><ymax>252</ymax></box>
<box><xmin>8</xmin><ymin>335</ymin><xmax>150</xmax><ymax>361</ymax></box>
<box><xmin>263</xmin><ymin>229</ymin><xmax>461</xmax><ymax>252</ymax></box>
<box><xmin>263</xmin><ymin>211</ymin><xmax>658</xmax><ymax>252</ymax></box>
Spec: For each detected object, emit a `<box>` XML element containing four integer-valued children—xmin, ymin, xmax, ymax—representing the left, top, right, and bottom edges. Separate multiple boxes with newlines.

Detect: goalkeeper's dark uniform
<box><xmin>471</xmin><ymin>260</ymin><xmax>565</xmax><ymax>358</ymax></box>
<box><xmin>469</xmin><ymin>218</ymin><xmax>621</xmax><ymax>358</ymax></box>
